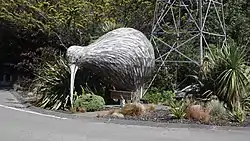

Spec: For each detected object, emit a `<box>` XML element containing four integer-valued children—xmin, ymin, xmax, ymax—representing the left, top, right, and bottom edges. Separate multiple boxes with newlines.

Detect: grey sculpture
<box><xmin>66</xmin><ymin>27</ymin><xmax>155</xmax><ymax>107</ymax></box>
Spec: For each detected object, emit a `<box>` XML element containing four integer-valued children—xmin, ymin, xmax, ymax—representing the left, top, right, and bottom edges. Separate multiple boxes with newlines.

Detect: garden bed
<box><xmin>12</xmin><ymin>86</ymin><xmax>250</xmax><ymax>128</ymax></box>
<box><xmin>99</xmin><ymin>107</ymin><xmax>250</xmax><ymax>127</ymax></box>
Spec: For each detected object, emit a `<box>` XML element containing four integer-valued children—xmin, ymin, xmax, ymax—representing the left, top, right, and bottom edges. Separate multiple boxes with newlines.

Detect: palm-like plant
<box><xmin>214</xmin><ymin>43</ymin><xmax>248</xmax><ymax>110</ymax></box>
<box><xmin>100</xmin><ymin>21</ymin><xmax>124</xmax><ymax>33</ymax></box>
<box><xmin>90</xmin><ymin>21</ymin><xmax>124</xmax><ymax>43</ymax></box>
<box><xmin>174</xmin><ymin>42</ymin><xmax>248</xmax><ymax>113</ymax></box>
<box><xmin>169</xmin><ymin>99</ymin><xmax>188</xmax><ymax>119</ymax></box>
<box><xmin>228</xmin><ymin>106</ymin><xmax>246</xmax><ymax>123</ymax></box>
<box><xmin>31</xmin><ymin>52</ymin><xmax>108</xmax><ymax>110</ymax></box>
<box><xmin>32</xmin><ymin>55</ymin><xmax>71</xmax><ymax>110</ymax></box>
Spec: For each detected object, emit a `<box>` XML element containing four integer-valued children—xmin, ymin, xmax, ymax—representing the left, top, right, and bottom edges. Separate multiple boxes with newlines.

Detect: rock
<box><xmin>111</xmin><ymin>112</ymin><xmax>124</xmax><ymax>118</ymax></box>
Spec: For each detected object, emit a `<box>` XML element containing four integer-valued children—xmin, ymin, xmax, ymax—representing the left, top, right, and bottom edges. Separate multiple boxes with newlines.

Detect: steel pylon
<box><xmin>144</xmin><ymin>0</ymin><xmax>227</xmax><ymax>94</ymax></box>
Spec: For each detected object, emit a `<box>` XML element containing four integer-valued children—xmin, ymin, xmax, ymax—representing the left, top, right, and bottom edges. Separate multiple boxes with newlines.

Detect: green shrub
<box><xmin>143</xmin><ymin>88</ymin><xmax>175</xmax><ymax>105</ymax></box>
<box><xmin>74</xmin><ymin>89</ymin><xmax>105</xmax><ymax>112</ymax></box>
<box><xmin>162</xmin><ymin>91</ymin><xmax>176</xmax><ymax>106</ymax></box>
<box><xmin>207</xmin><ymin>100</ymin><xmax>228</xmax><ymax>120</ymax></box>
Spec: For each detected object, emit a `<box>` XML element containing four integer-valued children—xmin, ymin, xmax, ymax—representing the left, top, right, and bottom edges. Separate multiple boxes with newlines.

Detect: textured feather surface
<box><xmin>66</xmin><ymin>28</ymin><xmax>155</xmax><ymax>94</ymax></box>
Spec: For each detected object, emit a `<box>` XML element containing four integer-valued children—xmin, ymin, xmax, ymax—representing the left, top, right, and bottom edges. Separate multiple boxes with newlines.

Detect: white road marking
<box><xmin>0</xmin><ymin>104</ymin><xmax>68</xmax><ymax>120</ymax></box>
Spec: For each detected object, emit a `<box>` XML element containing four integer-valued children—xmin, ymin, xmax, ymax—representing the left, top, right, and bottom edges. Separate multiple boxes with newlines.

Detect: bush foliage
<box><xmin>0</xmin><ymin>0</ymin><xmax>249</xmax><ymax>90</ymax></box>
<box><xmin>74</xmin><ymin>88</ymin><xmax>105</xmax><ymax>112</ymax></box>
<box><xmin>0</xmin><ymin>0</ymin><xmax>155</xmax><ymax>85</ymax></box>
<box><xmin>143</xmin><ymin>88</ymin><xmax>175</xmax><ymax>105</ymax></box>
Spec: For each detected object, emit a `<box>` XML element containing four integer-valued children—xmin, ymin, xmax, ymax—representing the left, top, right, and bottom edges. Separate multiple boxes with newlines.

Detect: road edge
<box><xmin>9</xmin><ymin>89</ymin><xmax>250</xmax><ymax>131</ymax></box>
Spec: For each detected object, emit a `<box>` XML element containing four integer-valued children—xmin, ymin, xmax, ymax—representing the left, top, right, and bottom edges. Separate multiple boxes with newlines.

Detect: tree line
<box><xmin>0</xmin><ymin>0</ymin><xmax>249</xmax><ymax>89</ymax></box>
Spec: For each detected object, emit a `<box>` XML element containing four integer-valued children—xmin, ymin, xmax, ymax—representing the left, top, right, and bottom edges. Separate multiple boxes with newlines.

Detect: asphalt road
<box><xmin>0</xmin><ymin>89</ymin><xmax>250</xmax><ymax>141</ymax></box>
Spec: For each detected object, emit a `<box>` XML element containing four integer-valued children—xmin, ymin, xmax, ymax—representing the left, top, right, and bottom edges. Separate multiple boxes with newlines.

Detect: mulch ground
<box><xmin>12</xmin><ymin>89</ymin><xmax>250</xmax><ymax>128</ymax></box>
<box><xmin>100</xmin><ymin>108</ymin><xmax>250</xmax><ymax>127</ymax></box>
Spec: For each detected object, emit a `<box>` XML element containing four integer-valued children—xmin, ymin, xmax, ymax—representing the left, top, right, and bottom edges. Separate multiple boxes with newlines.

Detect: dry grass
<box><xmin>99</xmin><ymin>103</ymin><xmax>155</xmax><ymax>118</ymax></box>
<box><xmin>70</xmin><ymin>107</ymin><xmax>77</xmax><ymax>113</ymax></box>
<box><xmin>145</xmin><ymin>104</ymin><xmax>156</xmax><ymax>112</ymax></box>
<box><xmin>120</xmin><ymin>103</ymin><xmax>146</xmax><ymax>116</ymax></box>
<box><xmin>71</xmin><ymin>107</ymin><xmax>86</xmax><ymax>113</ymax></box>
<box><xmin>108</xmin><ymin>109</ymin><xmax>121</xmax><ymax>115</ymax></box>
<box><xmin>77</xmin><ymin>107</ymin><xmax>86</xmax><ymax>113</ymax></box>
<box><xmin>186</xmin><ymin>104</ymin><xmax>211</xmax><ymax>123</ymax></box>
<box><xmin>96</xmin><ymin>111</ymin><xmax>111</xmax><ymax>118</ymax></box>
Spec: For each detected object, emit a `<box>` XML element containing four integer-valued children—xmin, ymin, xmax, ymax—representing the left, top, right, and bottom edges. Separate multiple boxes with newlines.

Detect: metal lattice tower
<box><xmin>145</xmin><ymin>0</ymin><xmax>226</xmax><ymax>93</ymax></box>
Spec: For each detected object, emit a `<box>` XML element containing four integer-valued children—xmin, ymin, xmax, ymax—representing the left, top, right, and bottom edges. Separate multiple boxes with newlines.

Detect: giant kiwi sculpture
<box><xmin>66</xmin><ymin>27</ymin><xmax>155</xmax><ymax>106</ymax></box>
